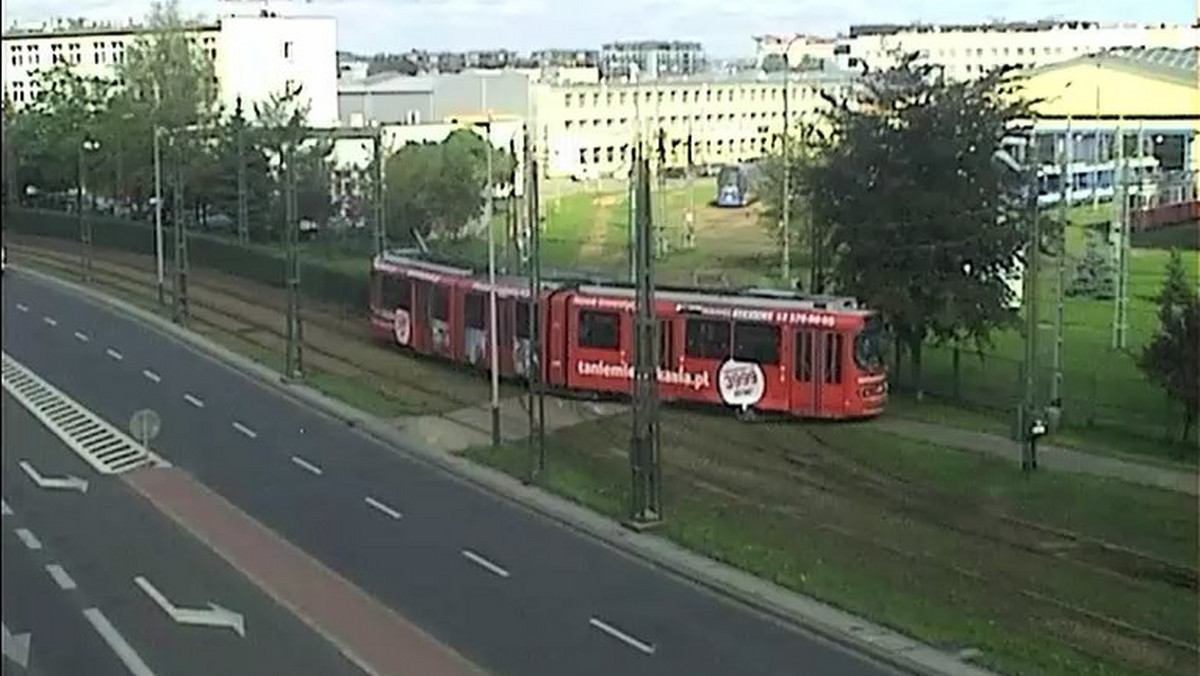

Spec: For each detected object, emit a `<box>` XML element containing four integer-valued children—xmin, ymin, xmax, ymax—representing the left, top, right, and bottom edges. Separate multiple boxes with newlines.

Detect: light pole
<box><xmin>481</xmin><ymin>78</ymin><xmax>501</xmax><ymax>447</ymax></box>
<box><xmin>153</xmin><ymin>125</ymin><xmax>166</xmax><ymax>305</ymax></box>
<box><xmin>780</xmin><ymin>35</ymin><xmax>803</xmax><ymax>286</ymax></box>
<box><xmin>1051</xmin><ymin>116</ymin><xmax>1073</xmax><ymax>411</ymax></box>
<box><xmin>78</xmin><ymin>138</ymin><xmax>101</xmax><ymax>283</ymax></box>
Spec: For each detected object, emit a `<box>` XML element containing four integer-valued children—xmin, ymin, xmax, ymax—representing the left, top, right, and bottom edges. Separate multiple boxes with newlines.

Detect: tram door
<box><xmin>792</xmin><ymin>329</ymin><xmax>844</xmax><ymax>417</ymax></box>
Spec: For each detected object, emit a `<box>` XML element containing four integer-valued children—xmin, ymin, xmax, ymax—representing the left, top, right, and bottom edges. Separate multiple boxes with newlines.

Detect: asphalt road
<box><xmin>2</xmin><ymin>270</ymin><xmax>900</xmax><ymax>676</ymax></box>
<box><xmin>1</xmin><ymin>391</ymin><xmax>366</xmax><ymax>676</ymax></box>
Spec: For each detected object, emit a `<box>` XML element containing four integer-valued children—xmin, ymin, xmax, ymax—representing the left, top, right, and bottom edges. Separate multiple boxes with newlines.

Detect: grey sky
<box><xmin>3</xmin><ymin>0</ymin><xmax>1194</xmax><ymax>57</ymax></box>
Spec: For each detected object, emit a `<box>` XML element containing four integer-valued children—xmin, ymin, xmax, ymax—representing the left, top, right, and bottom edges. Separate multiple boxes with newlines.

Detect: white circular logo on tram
<box><xmin>718</xmin><ymin>359</ymin><xmax>765</xmax><ymax>408</ymax></box>
<box><xmin>393</xmin><ymin>309</ymin><xmax>411</xmax><ymax>346</ymax></box>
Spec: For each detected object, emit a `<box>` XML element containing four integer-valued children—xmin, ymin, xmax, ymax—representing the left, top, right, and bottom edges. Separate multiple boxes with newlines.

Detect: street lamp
<box><xmin>480</xmin><ymin>78</ymin><xmax>501</xmax><ymax>447</ymax></box>
<box><xmin>780</xmin><ymin>34</ymin><xmax>803</xmax><ymax>286</ymax></box>
<box><xmin>153</xmin><ymin>125</ymin><xmax>166</xmax><ymax>305</ymax></box>
<box><xmin>78</xmin><ymin>138</ymin><xmax>101</xmax><ymax>282</ymax></box>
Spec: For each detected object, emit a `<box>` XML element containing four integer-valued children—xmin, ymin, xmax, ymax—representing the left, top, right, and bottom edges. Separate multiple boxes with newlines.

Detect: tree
<box><xmin>1155</xmin><ymin>249</ymin><xmax>1195</xmax><ymax>317</ymax></box>
<box><xmin>444</xmin><ymin>127</ymin><xmax>516</xmax><ymax>189</ymax></box>
<box><xmin>253</xmin><ymin>84</ymin><xmax>336</xmax><ymax>235</ymax></box>
<box><xmin>799</xmin><ymin>55</ymin><xmax>1034</xmax><ymax>391</ymax></box>
<box><xmin>758</xmin><ymin>116</ymin><xmax>828</xmax><ymax>279</ymax></box>
<box><xmin>1066</xmin><ymin>231</ymin><xmax>1116</xmax><ymax>299</ymax></box>
<box><xmin>1139</xmin><ymin>279</ymin><xmax>1200</xmax><ymax>445</ymax></box>
<box><xmin>385</xmin><ymin>139</ymin><xmax>484</xmax><ymax>242</ymax></box>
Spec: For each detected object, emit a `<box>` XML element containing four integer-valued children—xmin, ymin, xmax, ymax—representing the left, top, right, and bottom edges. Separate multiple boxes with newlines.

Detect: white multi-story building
<box><xmin>836</xmin><ymin>20</ymin><xmax>1199</xmax><ymax>80</ymax></box>
<box><xmin>1</xmin><ymin>11</ymin><xmax>338</xmax><ymax>125</ymax></box>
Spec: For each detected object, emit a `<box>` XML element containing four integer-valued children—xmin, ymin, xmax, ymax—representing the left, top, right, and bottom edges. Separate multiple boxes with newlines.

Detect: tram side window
<box><xmin>685</xmin><ymin>319</ymin><xmax>730</xmax><ymax>359</ymax></box>
<box><xmin>795</xmin><ymin>331</ymin><xmax>813</xmax><ymax>381</ymax></box>
<box><xmin>579</xmin><ymin>310</ymin><xmax>620</xmax><ymax>349</ymax></box>
<box><xmin>381</xmin><ymin>275</ymin><xmax>411</xmax><ymax>310</ymax></box>
<box><xmin>430</xmin><ymin>285</ymin><xmax>449</xmax><ymax>322</ymax></box>
<box><xmin>824</xmin><ymin>333</ymin><xmax>843</xmax><ymax>384</ymax></box>
<box><xmin>733</xmin><ymin>321</ymin><xmax>779</xmax><ymax>364</ymax></box>
<box><xmin>465</xmin><ymin>292</ymin><xmax>485</xmax><ymax>330</ymax></box>
<box><xmin>516</xmin><ymin>300</ymin><xmax>532</xmax><ymax>339</ymax></box>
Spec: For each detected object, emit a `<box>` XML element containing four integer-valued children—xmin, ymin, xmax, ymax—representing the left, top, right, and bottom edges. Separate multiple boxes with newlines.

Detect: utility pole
<box><xmin>526</xmin><ymin>134</ymin><xmax>546</xmax><ymax>482</ymax></box>
<box><xmin>153</xmin><ymin>126</ymin><xmax>166</xmax><ymax>306</ymax></box>
<box><xmin>236</xmin><ymin>114</ymin><xmax>249</xmax><ymax>245</ymax></box>
<box><xmin>372</xmin><ymin>129</ymin><xmax>386</xmax><ymax>256</ymax></box>
<box><xmin>1051</xmin><ymin>118</ymin><xmax>1071</xmax><ymax>408</ymax></box>
<box><xmin>1021</xmin><ymin>136</ymin><xmax>1041</xmax><ymax>472</ymax></box>
<box><xmin>283</xmin><ymin>143</ymin><xmax>304</xmax><ymax>380</ymax></box>
<box><xmin>171</xmin><ymin>137</ymin><xmax>190</xmax><ymax>326</ymax></box>
<box><xmin>656</xmin><ymin>127</ymin><xmax>668</xmax><ymax>259</ymax></box>
<box><xmin>685</xmin><ymin>123</ymin><xmax>696</xmax><ymax>250</ymax></box>
<box><xmin>484</xmin><ymin>115</ymin><xmax>501</xmax><ymax>447</ymax></box>
<box><xmin>1112</xmin><ymin>119</ymin><xmax>1132</xmax><ymax>350</ymax></box>
<box><xmin>627</xmin><ymin>145</ymin><xmax>663</xmax><ymax>527</ymax></box>
<box><xmin>77</xmin><ymin>139</ymin><xmax>98</xmax><ymax>283</ymax></box>
<box><xmin>781</xmin><ymin>52</ymin><xmax>793</xmax><ymax>286</ymax></box>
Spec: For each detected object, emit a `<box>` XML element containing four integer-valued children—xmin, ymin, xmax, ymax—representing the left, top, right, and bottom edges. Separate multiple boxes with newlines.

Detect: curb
<box><xmin>12</xmin><ymin>264</ymin><xmax>999</xmax><ymax>676</ymax></box>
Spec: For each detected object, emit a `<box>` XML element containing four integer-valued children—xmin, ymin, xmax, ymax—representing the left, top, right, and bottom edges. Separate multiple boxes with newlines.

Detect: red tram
<box><xmin>369</xmin><ymin>250</ymin><xmax>888</xmax><ymax>419</ymax></box>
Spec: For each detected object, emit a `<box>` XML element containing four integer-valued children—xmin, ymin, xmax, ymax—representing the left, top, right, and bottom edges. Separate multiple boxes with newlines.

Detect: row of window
<box><xmin>577</xmin><ymin>136</ymin><xmax>772</xmax><ymax>165</ymax></box>
<box><xmin>8</xmin><ymin>36</ymin><xmax>219</xmax><ymax>67</ymax></box>
<box><xmin>380</xmin><ymin>277</ymin><xmax>848</xmax><ymax>382</ymax></box>
<box><xmin>563</xmin><ymin>85</ymin><xmax>849</xmax><ymax>108</ymax></box>
<box><xmin>564</xmin><ymin>109</ymin><xmax>788</xmax><ymax>130</ymax></box>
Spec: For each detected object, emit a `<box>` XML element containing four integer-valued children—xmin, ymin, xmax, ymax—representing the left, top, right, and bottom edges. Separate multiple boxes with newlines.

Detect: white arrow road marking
<box><xmin>105</xmin><ymin>348</ymin><xmax>124</xmax><ymax>361</ymax></box>
<box><xmin>1</xmin><ymin>499</ymin><xmax>11</xmax><ymax>516</ymax></box>
<box><xmin>364</xmin><ymin>496</ymin><xmax>402</xmax><ymax>520</ymax></box>
<box><xmin>231</xmin><ymin>422</ymin><xmax>257</xmax><ymax>439</ymax></box>
<box><xmin>134</xmin><ymin>576</ymin><xmax>245</xmax><ymax>637</ymax></box>
<box><xmin>82</xmin><ymin>609</ymin><xmax>157</xmax><ymax>676</ymax></box>
<box><xmin>18</xmin><ymin>460</ymin><xmax>88</xmax><ymax>493</ymax></box>
<box><xmin>74</xmin><ymin>331</ymin><xmax>90</xmax><ymax>343</ymax></box>
<box><xmin>290</xmin><ymin>456</ymin><xmax>323</xmax><ymax>476</ymax></box>
<box><xmin>14</xmin><ymin>529</ymin><xmax>42</xmax><ymax>551</ymax></box>
<box><xmin>41</xmin><ymin>316</ymin><xmax>57</xmax><ymax>327</ymax></box>
<box><xmin>183</xmin><ymin>394</ymin><xmax>204</xmax><ymax>408</ymax></box>
<box><xmin>589</xmin><ymin>617</ymin><xmax>656</xmax><ymax>655</ymax></box>
<box><xmin>461</xmin><ymin>550</ymin><xmax>510</xmax><ymax>578</ymax></box>
<box><xmin>1</xmin><ymin>622</ymin><xmax>31</xmax><ymax>669</ymax></box>
<box><xmin>46</xmin><ymin>564</ymin><xmax>77</xmax><ymax>590</ymax></box>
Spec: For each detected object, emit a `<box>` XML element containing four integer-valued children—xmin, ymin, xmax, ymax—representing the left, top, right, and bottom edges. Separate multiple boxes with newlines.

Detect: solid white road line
<box><xmin>290</xmin><ymin>455</ymin><xmax>323</xmax><ymax>476</ymax></box>
<box><xmin>461</xmin><ymin>550</ymin><xmax>510</xmax><ymax>579</ymax></box>
<box><xmin>42</xmin><ymin>316</ymin><xmax>57</xmax><ymax>327</ymax></box>
<box><xmin>142</xmin><ymin>369</ymin><xmax>161</xmax><ymax>383</ymax></box>
<box><xmin>82</xmin><ymin>608</ymin><xmax>158</xmax><ymax>676</ymax></box>
<box><xmin>105</xmin><ymin>348</ymin><xmax>124</xmax><ymax>361</ymax></box>
<box><xmin>15</xmin><ymin>303</ymin><xmax>28</xmax><ymax>312</ymax></box>
<box><xmin>0</xmin><ymin>499</ymin><xmax>11</xmax><ymax>516</ymax></box>
<box><xmin>74</xmin><ymin>331</ymin><xmax>90</xmax><ymax>342</ymax></box>
<box><xmin>364</xmin><ymin>496</ymin><xmax>402</xmax><ymax>520</ymax></box>
<box><xmin>589</xmin><ymin>617</ymin><xmax>656</xmax><ymax>655</ymax></box>
<box><xmin>183</xmin><ymin>394</ymin><xmax>205</xmax><ymax>408</ymax></box>
<box><xmin>14</xmin><ymin>528</ymin><xmax>42</xmax><ymax>551</ymax></box>
<box><xmin>46</xmin><ymin>564</ymin><xmax>77</xmax><ymax>590</ymax></box>
<box><xmin>231</xmin><ymin>422</ymin><xmax>257</xmax><ymax>439</ymax></box>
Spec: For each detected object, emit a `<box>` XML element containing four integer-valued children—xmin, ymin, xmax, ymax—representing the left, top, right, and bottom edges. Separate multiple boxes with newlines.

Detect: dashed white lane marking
<box><xmin>42</xmin><ymin>316</ymin><xmax>58</xmax><ymax>327</ymax></box>
<box><xmin>142</xmin><ymin>369</ymin><xmax>161</xmax><ymax>383</ymax></box>
<box><xmin>232</xmin><ymin>422</ymin><xmax>257</xmax><ymax>439</ymax></box>
<box><xmin>589</xmin><ymin>617</ymin><xmax>656</xmax><ymax>655</ymax></box>
<box><xmin>74</xmin><ymin>331</ymin><xmax>90</xmax><ymax>342</ymax></box>
<box><xmin>14</xmin><ymin>528</ymin><xmax>43</xmax><ymax>550</ymax></box>
<box><xmin>15</xmin><ymin>303</ymin><xmax>29</xmax><ymax>313</ymax></box>
<box><xmin>106</xmin><ymin>348</ymin><xmax>124</xmax><ymax>361</ymax></box>
<box><xmin>290</xmin><ymin>455</ymin><xmax>323</xmax><ymax>476</ymax></box>
<box><xmin>46</xmin><ymin>563</ymin><xmax>78</xmax><ymax>590</ymax></box>
<box><xmin>183</xmin><ymin>394</ymin><xmax>205</xmax><ymax>408</ymax></box>
<box><xmin>364</xmin><ymin>496</ymin><xmax>402</xmax><ymax>520</ymax></box>
<box><xmin>0</xmin><ymin>499</ymin><xmax>11</xmax><ymax>516</ymax></box>
<box><xmin>461</xmin><ymin>549</ymin><xmax>510</xmax><ymax>579</ymax></box>
<box><xmin>83</xmin><ymin>608</ymin><xmax>158</xmax><ymax>676</ymax></box>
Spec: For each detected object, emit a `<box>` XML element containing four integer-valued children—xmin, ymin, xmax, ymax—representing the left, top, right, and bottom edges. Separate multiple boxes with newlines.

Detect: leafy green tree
<box><xmin>1066</xmin><ymin>231</ymin><xmax>1116</xmax><ymax>299</ymax></box>
<box><xmin>799</xmin><ymin>55</ymin><xmax>1034</xmax><ymax>391</ymax></box>
<box><xmin>1155</xmin><ymin>249</ymin><xmax>1195</xmax><ymax>318</ymax></box>
<box><xmin>444</xmin><ymin>127</ymin><xmax>516</xmax><ymax>188</ymax></box>
<box><xmin>252</xmin><ymin>85</ymin><xmax>335</xmax><ymax>238</ymax></box>
<box><xmin>758</xmin><ymin>117</ymin><xmax>827</xmax><ymax>280</ymax></box>
<box><xmin>1139</xmin><ymin>274</ymin><xmax>1200</xmax><ymax>445</ymax></box>
<box><xmin>385</xmin><ymin>139</ymin><xmax>484</xmax><ymax>242</ymax></box>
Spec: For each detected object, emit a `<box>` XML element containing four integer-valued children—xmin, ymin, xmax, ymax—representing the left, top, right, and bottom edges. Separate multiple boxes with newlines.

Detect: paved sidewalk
<box><xmin>873</xmin><ymin>418</ymin><xmax>1199</xmax><ymax>496</ymax></box>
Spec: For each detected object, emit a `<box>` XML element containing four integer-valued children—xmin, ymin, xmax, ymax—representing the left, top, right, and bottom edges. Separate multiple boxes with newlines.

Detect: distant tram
<box><xmin>715</xmin><ymin>163</ymin><xmax>762</xmax><ymax>208</ymax></box>
<box><xmin>368</xmin><ymin>251</ymin><xmax>888</xmax><ymax>420</ymax></box>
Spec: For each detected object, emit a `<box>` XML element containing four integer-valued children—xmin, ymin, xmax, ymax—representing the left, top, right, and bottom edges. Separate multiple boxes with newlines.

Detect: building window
<box><xmin>734</xmin><ymin>322</ymin><xmax>779</xmax><ymax>364</ymax></box>
<box><xmin>685</xmin><ymin>319</ymin><xmax>730</xmax><ymax>360</ymax></box>
<box><xmin>464</xmin><ymin>293</ymin><xmax>485</xmax><ymax>330</ymax></box>
<box><xmin>579</xmin><ymin>310</ymin><xmax>620</xmax><ymax>349</ymax></box>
